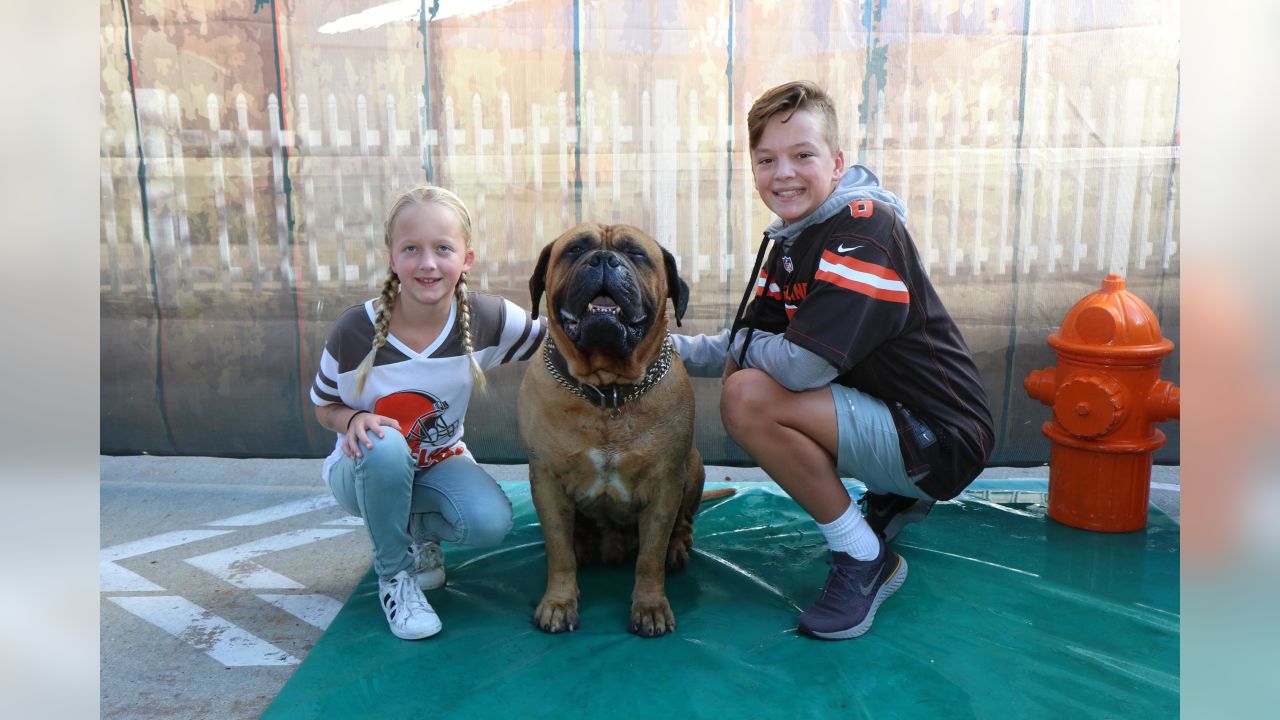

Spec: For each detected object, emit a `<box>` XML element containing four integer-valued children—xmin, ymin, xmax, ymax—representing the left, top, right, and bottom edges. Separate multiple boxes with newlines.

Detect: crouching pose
<box><xmin>311</xmin><ymin>185</ymin><xmax>545</xmax><ymax>639</ymax></box>
<box><xmin>673</xmin><ymin>81</ymin><xmax>993</xmax><ymax>639</ymax></box>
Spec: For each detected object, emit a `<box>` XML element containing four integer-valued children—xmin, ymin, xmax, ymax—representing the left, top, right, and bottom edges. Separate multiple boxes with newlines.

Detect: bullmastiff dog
<box><xmin>518</xmin><ymin>223</ymin><xmax>722</xmax><ymax>637</ymax></box>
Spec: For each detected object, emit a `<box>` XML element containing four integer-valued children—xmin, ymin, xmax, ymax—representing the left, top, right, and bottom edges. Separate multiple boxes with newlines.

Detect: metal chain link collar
<box><xmin>543</xmin><ymin>333</ymin><xmax>674</xmax><ymax>411</ymax></box>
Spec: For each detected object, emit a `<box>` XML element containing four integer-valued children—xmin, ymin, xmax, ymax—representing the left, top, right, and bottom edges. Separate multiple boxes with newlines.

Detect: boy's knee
<box><xmin>721</xmin><ymin>369</ymin><xmax>778</xmax><ymax>434</ymax></box>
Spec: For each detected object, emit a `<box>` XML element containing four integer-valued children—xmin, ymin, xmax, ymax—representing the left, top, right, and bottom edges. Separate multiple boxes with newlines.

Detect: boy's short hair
<box><xmin>747</xmin><ymin>81</ymin><xmax>841</xmax><ymax>155</ymax></box>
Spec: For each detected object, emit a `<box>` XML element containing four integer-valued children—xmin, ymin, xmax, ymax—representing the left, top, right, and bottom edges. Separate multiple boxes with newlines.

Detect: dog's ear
<box><xmin>661</xmin><ymin>246</ymin><xmax>690</xmax><ymax>327</ymax></box>
<box><xmin>528</xmin><ymin>242</ymin><xmax>554</xmax><ymax>319</ymax></box>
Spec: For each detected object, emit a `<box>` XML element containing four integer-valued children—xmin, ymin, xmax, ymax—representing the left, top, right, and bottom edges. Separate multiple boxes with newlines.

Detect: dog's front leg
<box><xmin>629</xmin><ymin>481</ymin><xmax>682</xmax><ymax>637</ymax></box>
<box><xmin>530</xmin><ymin>467</ymin><xmax>581</xmax><ymax>633</ymax></box>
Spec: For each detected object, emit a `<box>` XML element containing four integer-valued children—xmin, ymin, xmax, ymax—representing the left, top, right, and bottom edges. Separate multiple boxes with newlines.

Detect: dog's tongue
<box><xmin>589</xmin><ymin>295</ymin><xmax>617</xmax><ymax>309</ymax></box>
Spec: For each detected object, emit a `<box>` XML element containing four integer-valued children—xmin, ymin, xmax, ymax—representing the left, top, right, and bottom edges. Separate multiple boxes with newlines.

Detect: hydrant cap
<box><xmin>1050</xmin><ymin>274</ymin><xmax>1173</xmax><ymax>356</ymax></box>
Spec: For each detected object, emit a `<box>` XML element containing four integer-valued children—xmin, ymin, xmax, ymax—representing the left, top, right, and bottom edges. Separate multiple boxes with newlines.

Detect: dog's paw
<box><xmin>534</xmin><ymin>595</ymin><xmax>580</xmax><ymax>634</ymax></box>
<box><xmin>628</xmin><ymin>597</ymin><xmax>675</xmax><ymax>638</ymax></box>
<box><xmin>665</xmin><ymin>527</ymin><xmax>692</xmax><ymax>572</ymax></box>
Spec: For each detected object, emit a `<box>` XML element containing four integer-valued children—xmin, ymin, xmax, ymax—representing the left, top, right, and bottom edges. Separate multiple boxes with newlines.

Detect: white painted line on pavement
<box><xmin>101</xmin><ymin>562</ymin><xmax>166</xmax><ymax>593</ymax></box>
<box><xmin>101</xmin><ymin>529</ymin><xmax>235</xmax><ymax>593</ymax></box>
<box><xmin>1151</xmin><ymin>482</ymin><xmax>1180</xmax><ymax>492</ymax></box>
<box><xmin>257</xmin><ymin>593</ymin><xmax>344</xmax><ymax>630</ymax></box>
<box><xmin>206</xmin><ymin>494</ymin><xmax>338</xmax><ymax>527</ymax></box>
<box><xmin>102</xmin><ymin>529</ymin><xmax>235</xmax><ymax>561</ymax></box>
<box><xmin>185</xmin><ymin>527</ymin><xmax>356</xmax><ymax>589</ymax></box>
<box><xmin>108</xmin><ymin>595</ymin><xmax>300</xmax><ymax>666</ymax></box>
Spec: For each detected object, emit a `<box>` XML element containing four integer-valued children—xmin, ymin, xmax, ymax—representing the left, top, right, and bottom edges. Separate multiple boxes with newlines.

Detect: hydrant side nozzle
<box><xmin>1024</xmin><ymin>368</ymin><xmax>1057</xmax><ymax>405</ymax></box>
<box><xmin>1147</xmin><ymin>380</ymin><xmax>1180</xmax><ymax>421</ymax></box>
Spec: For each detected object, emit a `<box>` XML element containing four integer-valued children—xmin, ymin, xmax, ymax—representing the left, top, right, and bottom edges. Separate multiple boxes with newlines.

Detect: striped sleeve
<box><xmin>310</xmin><ymin>303</ymin><xmax>370</xmax><ymax>407</ymax></box>
<box><xmin>814</xmin><ymin>250</ymin><xmax>910</xmax><ymax>303</ymax></box>
<box><xmin>310</xmin><ymin>348</ymin><xmax>342</xmax><ymax>406</ymax></box>
<box><xmin>490</xmin><ymin>298</ymin><xmax>546</xmax><ymax>369</ymax></box>
<box><xmin>785</xmin><ymin>234</ymin><xmax>910</xmax><ymax>373</ymax></box>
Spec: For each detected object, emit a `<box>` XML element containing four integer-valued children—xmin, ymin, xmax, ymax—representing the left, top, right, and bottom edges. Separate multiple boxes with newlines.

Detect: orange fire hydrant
<box><xmin>1024</xmin><ymin>274</ymin><xmax>1180</xmax><ymax>532</ymax></box>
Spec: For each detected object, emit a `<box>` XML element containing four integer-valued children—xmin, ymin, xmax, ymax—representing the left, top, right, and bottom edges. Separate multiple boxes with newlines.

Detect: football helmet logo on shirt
<box><xmin>374</xmin><ymin>390</ymin><xmax>459</xmax><ymax>446</ymax></box>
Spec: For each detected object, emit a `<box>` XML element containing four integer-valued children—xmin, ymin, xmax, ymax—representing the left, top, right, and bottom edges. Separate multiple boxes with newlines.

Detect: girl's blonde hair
<box><xmin>352</xmin><ymin>185</ymin><xmax>486</xmax><ymax>398</ymax></box>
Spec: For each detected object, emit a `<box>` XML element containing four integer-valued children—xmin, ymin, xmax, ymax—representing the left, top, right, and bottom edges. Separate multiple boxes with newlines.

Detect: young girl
<box><xmin>310</xmin><ymin>185</ymin><xmax>546</xmax><ymax>640</ymax></box>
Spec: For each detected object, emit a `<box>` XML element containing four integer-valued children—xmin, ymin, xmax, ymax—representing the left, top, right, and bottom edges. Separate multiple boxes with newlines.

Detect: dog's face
<box><xmin>530</xmin><ymin>223</ymin><xmax>689</xmax><ymax>385</ymax></box>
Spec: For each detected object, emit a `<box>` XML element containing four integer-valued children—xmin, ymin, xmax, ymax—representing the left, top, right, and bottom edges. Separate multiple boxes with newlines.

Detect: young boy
<box><xmin>672</xmin><ymin>80</ymin><xmax>993</xmax><ymax>640</ymax></box>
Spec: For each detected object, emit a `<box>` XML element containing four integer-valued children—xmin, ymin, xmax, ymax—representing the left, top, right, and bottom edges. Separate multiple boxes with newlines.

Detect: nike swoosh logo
<box><xmin>859</xmin><ymin>558</ymin><xmax>897</xmax><ymax>595</ymax></box>
<box><xmin>836</xmin><ymin>244</ymin><xmax>863</xmax><ymax>253</ymax></box>
<box><xmin>858</xmin><ymin>575</ymin><xmax>879</xmax><ymax>595</ymax></box>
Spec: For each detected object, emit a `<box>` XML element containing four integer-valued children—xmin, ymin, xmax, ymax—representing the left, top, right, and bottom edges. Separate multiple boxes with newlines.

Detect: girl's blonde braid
<box><xmin>455</xmin><ymin>271</ymin><xmax>486</xmax><ymax>393</ymax></box>
<box><xmin>353</xmin><ymin>271</ymin><xmax>401</xmax><ymax>398</ymax></box>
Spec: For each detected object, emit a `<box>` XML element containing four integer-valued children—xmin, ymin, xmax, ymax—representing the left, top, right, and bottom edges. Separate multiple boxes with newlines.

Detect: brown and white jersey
<box><xmin>737</xmin><ymin>199</ymin><xmax>994</xmax><ymax>499</ymax></box>
<box><xmin>311</xmin><ymin>292</ymin><xmax>544</xmax><ymax>480</ymax></box>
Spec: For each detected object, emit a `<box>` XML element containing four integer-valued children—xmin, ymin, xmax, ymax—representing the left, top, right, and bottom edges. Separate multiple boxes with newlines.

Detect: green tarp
<box><xmin>264</xmin><ymin>481</ymin><xmax>1179</xmax><ymax>719</ymax></box>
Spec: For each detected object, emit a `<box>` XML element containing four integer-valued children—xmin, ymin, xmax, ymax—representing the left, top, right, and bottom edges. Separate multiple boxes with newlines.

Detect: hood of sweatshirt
<box><xmin>763</xmin><ymin>165</ymin><xmax>907</xmax><ymax>252</ymax></box>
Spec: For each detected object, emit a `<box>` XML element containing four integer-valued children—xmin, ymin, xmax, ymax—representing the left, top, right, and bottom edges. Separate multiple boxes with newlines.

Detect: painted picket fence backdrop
<box><xmin>99</xmin><ymin>75</ymin><xmax>1178</xmax><ymax>464</ymax></box>
<box><xmin>100</xmin><ymin>78</ymin><xmax>1177</xmax><ymax>307</ymax></box>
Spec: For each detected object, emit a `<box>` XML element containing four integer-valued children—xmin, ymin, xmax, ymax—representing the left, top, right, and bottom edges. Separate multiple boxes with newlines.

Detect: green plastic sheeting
<box><xmin>264</xmin><ymin>481</ymin><xmax>1178</xmax><ymax>719</ymax></box>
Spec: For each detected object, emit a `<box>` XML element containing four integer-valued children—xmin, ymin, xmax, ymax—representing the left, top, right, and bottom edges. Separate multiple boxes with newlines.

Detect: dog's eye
<box><xmin>566</xmin><ymin>242</ymin><xmax>586</xmax><ymax>256</ymax></box>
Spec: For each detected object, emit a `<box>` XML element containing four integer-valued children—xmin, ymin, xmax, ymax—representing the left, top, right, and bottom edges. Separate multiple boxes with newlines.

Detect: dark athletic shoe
<box><xmin>862</xmin><ymin>491</ymin><xmax>935</xmax><ymax>543</ymax></box>
<box><xmin>797</xmin><ymin>538</ymin><xmax>908</xmax><ymax>640</ymax></box>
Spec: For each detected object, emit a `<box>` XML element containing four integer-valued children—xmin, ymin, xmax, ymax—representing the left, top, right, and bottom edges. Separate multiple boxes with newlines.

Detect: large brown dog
<box><xmin>518</xmin><ymin>223</ymin><xmax>710</xmax><ymax>637</ymax></box>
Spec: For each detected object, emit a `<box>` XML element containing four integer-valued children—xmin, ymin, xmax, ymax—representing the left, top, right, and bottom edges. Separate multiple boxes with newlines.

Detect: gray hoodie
<box><xmin>672</xmin><ymin>166</ymin><xmax>906</xmax><ymax>388</ymax></box>
<box><xmin>765</xmin><ymin>164</ymin><xmax>906</xmax><ymax>253</ymax></box>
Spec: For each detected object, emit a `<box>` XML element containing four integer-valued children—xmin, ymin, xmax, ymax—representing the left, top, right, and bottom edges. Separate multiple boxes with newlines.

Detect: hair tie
<box><xmin>346</xmin><ymin>410</ymin><xmax>368</xmax><ymax>430</ymax></box>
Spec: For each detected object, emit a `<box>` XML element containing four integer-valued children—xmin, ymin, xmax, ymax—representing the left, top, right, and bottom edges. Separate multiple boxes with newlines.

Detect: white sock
<box><xmin>818</xmin><ymin>501</ymin><xmax>881</xmax><ymax>561</ymax></box>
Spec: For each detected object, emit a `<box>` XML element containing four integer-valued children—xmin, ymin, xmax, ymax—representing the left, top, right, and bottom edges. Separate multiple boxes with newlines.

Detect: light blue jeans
<box><xmin>327</xmin><ymin>431</ymin><xmax>513</xmax><ymax>580</ymax></box>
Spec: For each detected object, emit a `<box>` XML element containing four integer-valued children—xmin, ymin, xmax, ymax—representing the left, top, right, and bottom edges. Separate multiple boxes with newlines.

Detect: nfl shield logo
<box><xmin>782</xmin><ymin>256</ymin><xmax>794</xmax><ymax>273</ymax></box>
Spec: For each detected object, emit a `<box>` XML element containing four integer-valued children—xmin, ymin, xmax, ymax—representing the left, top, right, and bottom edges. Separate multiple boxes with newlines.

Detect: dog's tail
<box><xmin>700</xmin><ymin>487</ymin><xmax>736</xmax><ymax>502</ymax></box>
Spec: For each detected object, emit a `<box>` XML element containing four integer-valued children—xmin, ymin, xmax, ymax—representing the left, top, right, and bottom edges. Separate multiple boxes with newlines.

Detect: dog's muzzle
<box><xmin>557</xmin><ymin>251</ymin><xmax>652</xmax><ymax>355</ymax></box>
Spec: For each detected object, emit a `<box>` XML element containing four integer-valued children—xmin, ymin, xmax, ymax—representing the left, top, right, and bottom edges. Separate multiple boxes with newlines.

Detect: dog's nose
<box><xmin>587</xmin><ymin>251</ymin><xmax>622</xmax><ymax>268</ymax></box>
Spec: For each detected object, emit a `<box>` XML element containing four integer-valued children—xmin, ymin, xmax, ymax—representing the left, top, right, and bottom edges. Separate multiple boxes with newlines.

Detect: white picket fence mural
<box><xmin>100</xmin><ymin>78</ymin><xmax>1178</xmax><ymax>306</ymax></box>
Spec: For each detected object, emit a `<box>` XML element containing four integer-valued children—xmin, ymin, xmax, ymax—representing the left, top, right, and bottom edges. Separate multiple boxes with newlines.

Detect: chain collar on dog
<box><xmin>543</xmin><ymin>334</ymin><xmax>674</xmax><ymax>411</ymax></box>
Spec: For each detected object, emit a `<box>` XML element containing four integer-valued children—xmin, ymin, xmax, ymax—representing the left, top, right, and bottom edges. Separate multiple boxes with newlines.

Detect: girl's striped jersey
<box><xmin>310</xmin><ymin>292</ymin><xmax>545</xmax><ymax>482</ymax></box>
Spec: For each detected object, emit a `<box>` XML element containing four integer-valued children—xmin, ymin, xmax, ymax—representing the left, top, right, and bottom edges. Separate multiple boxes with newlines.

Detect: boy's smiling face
<box><xmin>750</xmin><ymin>108</ymin><xmax>845</xmax><ymax>224</ymax></box>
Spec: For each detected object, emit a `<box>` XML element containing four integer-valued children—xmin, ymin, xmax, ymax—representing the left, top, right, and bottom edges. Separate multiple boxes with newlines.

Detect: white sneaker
<box><xmin>377</xmin><ymin>570</ymin><xmax>442</xmax><ymax>640</ymax></box>
<box><xmin>409</xmin><ymin>540</ymin><xmax>447</xmax><ymax>590</ymax></box>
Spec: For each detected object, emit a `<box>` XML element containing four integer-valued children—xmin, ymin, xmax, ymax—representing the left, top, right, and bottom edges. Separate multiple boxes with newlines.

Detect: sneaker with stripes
<box><xmin>378</xmin><ymin>570</ymin><xmax>442</xmax><ymax>640</ymax></box>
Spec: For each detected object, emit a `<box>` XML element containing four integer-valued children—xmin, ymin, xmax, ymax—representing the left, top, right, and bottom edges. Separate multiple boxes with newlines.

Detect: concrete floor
<box><xmin>99</xmin><ymin>456</ymin><xmax>1179</xmax><ymax>719</ymax></box>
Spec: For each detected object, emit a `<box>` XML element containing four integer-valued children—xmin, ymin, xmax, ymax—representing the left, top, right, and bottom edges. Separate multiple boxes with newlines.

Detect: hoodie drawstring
<box><xmin>731</xmin><ymin>232</ymin><xmax>772</xmax><ymax>367</ymax></box>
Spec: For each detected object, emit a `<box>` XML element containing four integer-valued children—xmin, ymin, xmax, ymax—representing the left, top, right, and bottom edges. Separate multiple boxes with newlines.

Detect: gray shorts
<box><xmin>830</xmin><ymin>384</ymin><xmax>932</xmax><ymax>500</ymax></box>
